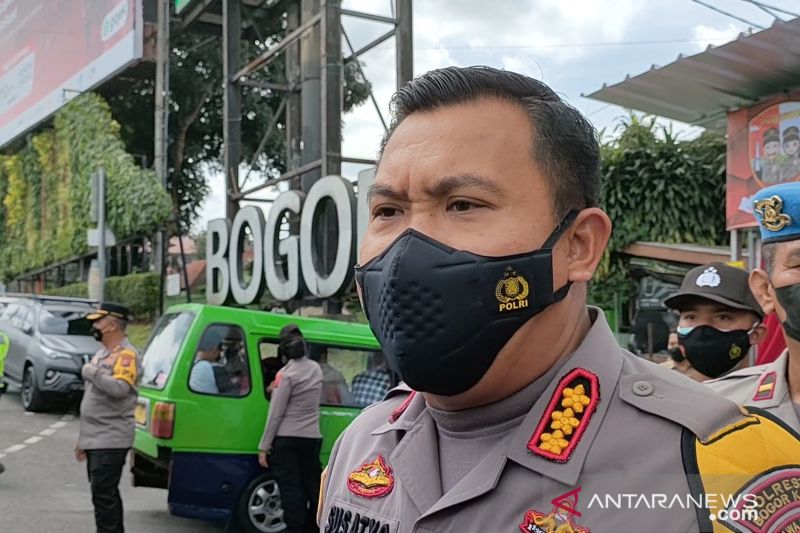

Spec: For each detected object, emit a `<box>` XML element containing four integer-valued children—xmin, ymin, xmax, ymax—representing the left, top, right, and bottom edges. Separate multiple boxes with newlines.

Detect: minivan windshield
<box><xmin>140</xmin><ymin>312</ymin><xmax>195</xmax><ymax>390</ymax></box>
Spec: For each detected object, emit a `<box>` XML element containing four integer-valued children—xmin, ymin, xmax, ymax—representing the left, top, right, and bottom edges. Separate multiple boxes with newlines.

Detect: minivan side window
<box><xmin>258</xmin><ymin>341</ymin><xmax>389</xmax><ymax>407</ymax></box>
<box><xmin>188</xmin><ymin>325</ymin><xmax>251</xmax><ymax>397</ymax></box>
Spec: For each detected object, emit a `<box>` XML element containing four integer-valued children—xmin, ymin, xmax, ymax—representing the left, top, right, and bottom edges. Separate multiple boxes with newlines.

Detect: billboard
<box><xmin>0</xmin><ymin>0</ymin><xmax>143</xmax><ymax>148</ymax></box>
<box><xmin>727</xmin><ymin>92</ymin><xmax>800</xmax><ymax>229</ymax></box>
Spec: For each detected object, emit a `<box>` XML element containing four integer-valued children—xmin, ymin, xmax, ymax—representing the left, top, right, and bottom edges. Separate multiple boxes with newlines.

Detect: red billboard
<box><xmin>0</xmin><ymin>0</ymin><xmax>142</xmax><ymax>148</ymax></box>
<box><xmin>727</xmin><ymin>93</ymin><xmax>800</xmax><ymax>229</ymax></box>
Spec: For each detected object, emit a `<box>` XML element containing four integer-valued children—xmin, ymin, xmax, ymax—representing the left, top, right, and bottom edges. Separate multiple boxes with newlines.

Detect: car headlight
<box><xmin>41</xmin><ymin>345</ymin><xmax>73</xmax><ymax>360</ymax></box>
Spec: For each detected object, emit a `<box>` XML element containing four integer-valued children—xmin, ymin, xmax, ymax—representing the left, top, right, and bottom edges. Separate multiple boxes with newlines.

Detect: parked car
<box><xmin>0</xmin><ymin>295</ymin><xmax>100</xmax><ymax>411</ymax></box>
<box><xmin>133</xmin><ymin>303</ymin><xmax>388</xmax><ymax>533</ymax></box>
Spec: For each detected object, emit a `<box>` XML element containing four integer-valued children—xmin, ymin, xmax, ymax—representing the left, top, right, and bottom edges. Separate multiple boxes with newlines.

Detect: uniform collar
<box><xmin>507</xmin><ymin>307</ymin><xmax>624</xmax><ymax>487</ymax></box>
<box><xmin>377</xmin><ymin>308</ymin><xmax>624</xmax><ymax>501</ymax></box>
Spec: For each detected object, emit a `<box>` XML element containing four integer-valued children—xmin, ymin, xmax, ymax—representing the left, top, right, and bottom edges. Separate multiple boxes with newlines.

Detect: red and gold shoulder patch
<box><xmin>519</xmin><ymin>487</ymin><xmax>591</xmax><ymax>533</ymax></box>
<box><xmin>112</xmin><ymin>349</ymin><xmax>138</xmax><ymax>386</ymax></box>
<box><xmin>752</xmin><ymin>371</ymin><xmax>776</xmax><ymax>401</ymax></box>
<box><xmin>528</xmin><ymin>368</ymin><xmax>600</xmax><ymax>463</ymax></box>
<box><xmin>347</xmin><ymin>455</ymin><xmax>394</xmax><ymax>499</ymax></box>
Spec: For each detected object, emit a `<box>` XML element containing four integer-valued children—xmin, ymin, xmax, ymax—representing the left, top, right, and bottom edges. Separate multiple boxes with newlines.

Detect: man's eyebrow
<box><xmin>427</xmin><ymin>174</ymin><xmax>504</xmax><ymax>198</ymax></box>
<box><xmin>366</xmin><ymin>174</ymin><xmax>504</xmax><ymax>203</ymax></box>
<box><xmin>367</xmin><ymin>184</ymin><xmax>408</xmax><ymax>203</ymax></box>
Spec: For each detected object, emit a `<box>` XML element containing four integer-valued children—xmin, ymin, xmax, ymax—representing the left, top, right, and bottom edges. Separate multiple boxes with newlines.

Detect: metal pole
<box><xmin>286</xmin><ymin>0</ymin><xmax>302</xmax><ymax>186</ymax></box>
<box><xmin>178</xmin><ymin>234</ymin><xmax>192</xmax><ymax>303</ymax></box>
<box><xmin>98</xmin><ymin>169</ymin><xmax>106</xmax><ymax>303</ymax></box>
<box><xmin>320</xmin><ymin>0</ymin><xmax>343</xmax><ymax>315</ymax></box>
<box><xmin>223</xmin><ymin>0</ymin><xmax>242</xmax><ymax>219</ymax></box>
<box><xmin>730</xmin><ymin>229</ymin><xmax>740</xmax><ymax>262</ymax></box>
<box><xmin>154</xmin><ymin>0</ymin><xmax>170</xmax><ymax>314</ymax></box>
<box><xmin>300</xmin><ymin>0</ymin><xmax>322</xmax><ymax>192</ymax></box>
<box><xmin>395</xmin><ymin>0</ymin><xmax>413</xmax><ymax>88</ymax></box>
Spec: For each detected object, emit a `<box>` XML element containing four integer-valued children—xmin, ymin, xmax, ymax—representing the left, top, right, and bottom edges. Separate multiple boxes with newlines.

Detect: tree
<box><xmin>590</xmin><ymin>115</ymin><xmax>728</xmax><ymax>310</ymax></box>
<box><xmin>105</xmin><ymin>10</ymin><xmax>370</xmax><ymax>233</ymax></box>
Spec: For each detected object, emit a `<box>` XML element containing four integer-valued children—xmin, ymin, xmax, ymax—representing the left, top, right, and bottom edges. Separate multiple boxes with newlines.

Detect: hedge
<box><xmin>44</xmin><ymin>273</ymin><xmax>161</xmax><ymax>318</ymax></box>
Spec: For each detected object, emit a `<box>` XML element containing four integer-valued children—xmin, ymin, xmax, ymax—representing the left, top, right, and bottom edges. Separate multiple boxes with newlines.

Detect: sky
<box><xmin>195</xmin><ymin>0</ymin><xmax>800</xmax><ymax>231</ymax></box>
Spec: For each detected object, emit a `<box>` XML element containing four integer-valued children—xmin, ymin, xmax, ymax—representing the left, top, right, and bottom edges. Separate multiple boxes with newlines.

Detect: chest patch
<box><xmin>347</xmin><ymin>455</ymin><xmax>394</xmax><ymax>499</ymax></box>
<box><xmin>324</xmin><ymin>504</ymin><xmax>399</xmax><ymax>533</ymax></box>
<box><xmin>527</xmin><ymin>368</ymin><xmax>600</xmax><ymax>463</ymax></box>
<box><xmin>519</xmin><ymin>487</ymin><xmax>591</xmax><ymax>533</ymax></box>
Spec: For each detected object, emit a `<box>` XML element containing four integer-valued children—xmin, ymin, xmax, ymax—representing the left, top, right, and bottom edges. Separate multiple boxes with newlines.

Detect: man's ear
<box><xmin>749</xmin><ymin>323</ymin><xmax>768</xmax><ymax>345</ymax></box>
<box><xmin>565</xmin><ymin>208</ymin><xmax>612</xmax><ymax>283</ymax></box>
<box><xmin>749</xmin><ymin>269</ymin><xmax>776</xmax><ymax>316</ymax></box>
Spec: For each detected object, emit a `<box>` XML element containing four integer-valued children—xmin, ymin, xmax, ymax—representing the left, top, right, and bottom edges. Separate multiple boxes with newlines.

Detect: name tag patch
<box><xmin>325</xmin><ymin>505</ymin><xmax>398</xmax><ymax>533</ymax></box>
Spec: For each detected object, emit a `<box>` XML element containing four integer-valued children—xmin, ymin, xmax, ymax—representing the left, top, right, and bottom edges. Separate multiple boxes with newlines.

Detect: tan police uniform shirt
<box><xmin>319</xmin><ymin>309</ymin><xmax>793</xmax><ymax>533</ymax></box>
<box><xmin>78</xmin><ymin>339</ymin><xmax>140</xmax><ymax>450</ymax></box>
<box><xmin>259</xmin><ymin>356</ymin><xmax>323</xmax><ymax>452</ymax></box>
<box><xmin>705</xmin><ymin>350</ymin><xmax>800</xmax><ymax>434</ymax></box>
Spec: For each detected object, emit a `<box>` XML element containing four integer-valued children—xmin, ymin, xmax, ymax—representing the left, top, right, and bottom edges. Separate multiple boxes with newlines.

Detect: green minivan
<box><xmin>132</xmin><ymin>303</ymin><xmax>384</xmax><ymax>532</ymax></box>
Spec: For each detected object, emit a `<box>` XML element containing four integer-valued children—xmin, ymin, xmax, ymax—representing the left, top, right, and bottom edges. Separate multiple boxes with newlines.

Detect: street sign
<box><xmin>87</xmin><ymin>228</ymin><xmax>117</xmax><ymax>247</ymax></box>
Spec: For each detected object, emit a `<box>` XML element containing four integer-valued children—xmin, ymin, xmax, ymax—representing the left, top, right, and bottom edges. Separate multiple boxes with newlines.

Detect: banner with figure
<box><xmin>727</xmin><ymin>95</ymin><xmax>800</xmax><ymax>229</ymax></box>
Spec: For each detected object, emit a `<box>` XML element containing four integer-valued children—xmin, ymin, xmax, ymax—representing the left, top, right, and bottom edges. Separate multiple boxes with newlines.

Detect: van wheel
<box><xmin>21</xmin><ymin>365</ymin><xmax>46</xmax><ymax>412</ymax></box>
<box><xmin>236</xmin><ymin>473</ymin><xmax>287</xmax><ymax>533</ymax></box>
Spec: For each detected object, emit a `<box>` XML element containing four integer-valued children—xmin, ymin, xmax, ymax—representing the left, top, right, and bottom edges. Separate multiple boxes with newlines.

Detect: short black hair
<box><xmin>379</xmin><ymin>66</ymin><xmax>601</xmax><ymax>217</ymax></box>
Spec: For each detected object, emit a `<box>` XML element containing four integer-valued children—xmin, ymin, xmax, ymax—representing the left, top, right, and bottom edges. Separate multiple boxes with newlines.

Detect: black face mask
<box><xmin>91</xmin><ymin>327</ymin><xmax>104</xmax><ymax>343</ymax></box>
<box><xmin>668</xmin><ymin>348</ymin><xmax>685</xmax><ymax>363</ymax></box>
<box><xmin>354</xmin><ymin>212</ymin><xmax>577</xmax><ymax>396</ymax></box>
<box><xmin>775</xmin><ymin>284</ymin><xmax>800</xmax><ymax>342</ymax></box>
<box><xmin>677</xmin><ymin>325</ymin><xmax>752</xmax><ymax>378</ymax></box>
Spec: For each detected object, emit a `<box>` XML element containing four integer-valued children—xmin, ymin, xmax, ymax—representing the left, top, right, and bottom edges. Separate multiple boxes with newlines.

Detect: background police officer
<box><xmin>664</xmin><ymin>262</ymin><xmax>766</xmax><ymax>382</ymax></box>
<box><xmin>75</xmin><ymin>302</ymin><xmax>140</xmax><ymax>533</ymax></box>
<box><xmin>259</xmin><ymin>324</ymin><xmax>323</xmax><ymax>533</ymax></box>
<box><xmin>708</xmin><ymin>183</ymin><xmax>800</xmax><ymax>432</ymax></box>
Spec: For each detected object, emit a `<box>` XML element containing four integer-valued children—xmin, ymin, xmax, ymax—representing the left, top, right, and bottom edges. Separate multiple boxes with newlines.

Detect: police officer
<box><xmin>318</xmin><ymin>66</ymin><xmax>800</xmax><ymax>532</ymax></box>
<box><xmin>663</xmin><ymin>262</ymin><xmax>766</xmax><ymax>382</ymax></box>
<box><xmin>75</xmin><ymin>302</ymin><xmax>140</xmax><ymax>533</ymax></box>
<box><xmin>259</xmin><ymin>324</ymin><xmax>324</xmax><ymax>533</ymax></box>
<box><xmin>707</xmin><ymin>183</ymin><xmax>800</xmax><ymax>432</ymax></box>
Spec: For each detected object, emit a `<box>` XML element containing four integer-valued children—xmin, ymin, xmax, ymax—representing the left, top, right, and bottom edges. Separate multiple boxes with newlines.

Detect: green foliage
<box><xmin>590</xmin><ymin>115</ymin><xmax>728</xmax><ymax>310</ymax></box>
<box><xmin>44</xmin><ymin>282</ymin><xmax>89</xmax><ymax>299</ymax></box>
<box><xmin>106</xmin><ymin>273</ymin><xmax>162</xmax><ymax>317</ymax></box>
<box><xmin>0</xmin><ymin>94</ymin><xmax>172</xmax><ymax>281</ymax></box>
<box><xmin>127</xmin><ymin>323</ymin><xmax>154</xmax><ymax>351</ymax></box>
<box><xmin>105</xmin><ymin>13</ymin><xmax>371</xmax><ymax>233</ymax></box>
<box><xmin>44</xmin><ymin>272</ymin><xmax>161</xmax><ymax>318</ymax></box>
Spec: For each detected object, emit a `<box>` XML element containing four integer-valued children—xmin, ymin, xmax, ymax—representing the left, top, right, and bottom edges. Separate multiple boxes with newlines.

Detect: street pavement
<box><xmin>0</xmin><ymin>388</ymin><xmax>223</xmax><ymax>532</ymax></box>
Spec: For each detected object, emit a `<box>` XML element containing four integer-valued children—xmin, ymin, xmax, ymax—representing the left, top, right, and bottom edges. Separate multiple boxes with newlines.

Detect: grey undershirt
<box><xmin>428</xmin><ymin>359</ymin><xmax>568</xmax><ymax>494</ymax></box>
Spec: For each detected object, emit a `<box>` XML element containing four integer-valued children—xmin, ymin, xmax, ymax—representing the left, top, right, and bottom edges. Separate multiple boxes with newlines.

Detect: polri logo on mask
<box><xmin>495</xmin><ymin>267</ymin><xmax>530</xmax><ymax>312</ymax></box>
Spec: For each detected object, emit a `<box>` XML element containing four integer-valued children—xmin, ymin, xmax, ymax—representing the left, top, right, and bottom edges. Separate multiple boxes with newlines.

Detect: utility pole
<box><xmin>223</xmin><ymin>0</ymin><xmax>242</xmax><ymax>219</ymax></box>
<box><xmin>154</xmin><ymin>0</ymin><xmax>170</xmax><ymax>314</ymax></box>
<box><xmin>396</xmin><ymin>0</ymin><xmax>414</xmax><ymax>88</ymax></box>
<box><xmin>97</xmin><ymin>169</ymin><xmax>107</xmax><ymax>302</ymax></box>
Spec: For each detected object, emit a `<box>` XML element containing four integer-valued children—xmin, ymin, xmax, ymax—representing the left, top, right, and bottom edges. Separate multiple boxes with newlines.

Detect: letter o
<box><xmin>299</xmin><ymin>176</ymin><xmax>356</xmax><ymax>298</ymax></box>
